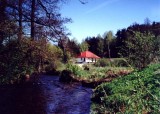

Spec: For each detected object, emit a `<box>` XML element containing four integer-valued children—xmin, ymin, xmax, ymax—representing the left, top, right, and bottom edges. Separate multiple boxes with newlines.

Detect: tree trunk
<box><xmin>0</xmin><ymin>0</ymin><xmax>7</xmax><ymax>45</ymax></box>
<box><xmin>108</xmin><ymin>41</ymin><xmax>111</xmax><ymax>58</ymax></box>
<box><xmin>62</xmin><ymin>46</ymin><xmax>67</xmax><ymax>63</ymax></box>
<box><xmin>31</xmin><ymin>0</ymin><xmax>35</xmax><ymax>40</ymax></box>
<box><xmin>18</xmin><ymin>0</ymin><xmax>23</xmax><ymax>41</ymax></box>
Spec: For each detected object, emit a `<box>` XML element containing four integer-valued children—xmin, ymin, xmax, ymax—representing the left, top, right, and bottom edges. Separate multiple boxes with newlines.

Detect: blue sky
<box><xmin>60</xmin><ymin>0</ymin><xmax>160</xmax><ymax>42</ymax></box>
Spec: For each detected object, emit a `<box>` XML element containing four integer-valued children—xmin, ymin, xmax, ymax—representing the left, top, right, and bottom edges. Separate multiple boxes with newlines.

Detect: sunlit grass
<box><xmin>65</xmin><ymin>63</ymin><xmax>133</xmax><ymax>82</ymax></box>
<box><xmin>91</xmin><ymin>63</ymin><xmax>160</xmax><ymax>113</ymax></box>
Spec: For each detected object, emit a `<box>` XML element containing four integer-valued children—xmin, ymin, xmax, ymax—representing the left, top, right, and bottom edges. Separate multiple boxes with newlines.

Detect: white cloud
<box><xmin>85</xmin><ymin>0</ymin><xmax>120</xmax><ymax>14</ymax></box>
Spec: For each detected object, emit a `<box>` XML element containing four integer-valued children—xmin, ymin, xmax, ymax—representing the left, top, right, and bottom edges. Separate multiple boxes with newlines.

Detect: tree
<box><xmin>0</xmin><ymin>0</ymin><xmax>70</xmax><ymax>84</ymax></box>
<box><xmin>104</xmin><ymin>31</ymin><xmax>114</xmax><ymax>58</ymax></box>
<box><xmin>79</xmin><ymin>0</ymin><xmax>88</xmax><ymax>4</ymax></box>
<box><xmin>144</xmin><ymin>18</ymin><xmax>151</xmax><ymax>25</ymax></box>
<box><xmin>67</xmin><ymin>38</ymin><xmax>80</xmax><ymax>56</ymax></box>
<box><xmin>97</xmin><ymin>35</ymin><xmax>104</xmax><ymax>57</ymax></box>
<box><xmin>18</xmin><ymin>0</ymin><xmax>23</xmax><ymax>41</ymax></box>
<box><xmin>58</xmin><ymin>36</ymin><xmax>70</xmax><ymax>63</ymax></box>
<box><xmin>153</xmin><ymin>35</ymin><xmax>160</xmax><ymax>61</ymax></box>
<box><xmin>0</xmin><ymin>0</ymin><xmax>18</xmax><ymax>45</ymax></box>
<box><xmin>85</xmin><ymin>37</ymin><xmax>97</xmax><ymax>54</ymax></box>
<box><xmin>44</xmin><ymin>42</ymin><xmax>63</xmax><ymax>71</ymax></box>
<box><xmin>79</xmin><ymin>41</ymin><xmax>89</xmax><ymax>52</ymax></box>
<box><xmin>122</xmin><ymin>31</ymin><xmax>155</xmax><ymax>69</ymax></box>
<box><xmin>85</xmin><ymin>36</ymin><xmax>103</xmax><ymax>57</ymax></box>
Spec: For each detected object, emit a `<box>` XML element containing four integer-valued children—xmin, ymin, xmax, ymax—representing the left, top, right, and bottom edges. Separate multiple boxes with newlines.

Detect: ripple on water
<box><xmin>40</xmin><ymin>75</ymin><xmax>93</xmax><ymax>114</ymax></box>
<box><xmin>0</xmin><ymin>75</ymin><xmax>92</xmax><ymax>114</ymax></box>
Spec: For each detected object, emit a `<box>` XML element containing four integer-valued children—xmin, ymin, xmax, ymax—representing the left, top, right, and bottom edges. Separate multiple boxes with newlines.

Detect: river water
<box><xmin>0</xmin><ymin>75</ymin><xmax>93</xmax><ymax>114</ymax></box>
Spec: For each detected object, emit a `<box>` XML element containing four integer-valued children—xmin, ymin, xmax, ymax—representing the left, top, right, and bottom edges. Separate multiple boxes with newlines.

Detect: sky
<box><xmin>60</xmin><ymin>0</ymin><xmax>160</xmax><ymax>42</ymax></box>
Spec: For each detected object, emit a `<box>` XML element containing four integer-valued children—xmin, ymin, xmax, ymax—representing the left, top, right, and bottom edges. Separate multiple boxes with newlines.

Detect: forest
<box><xmin>0</xmin><ymin>0</ymin><xmax>70</xmax><ymax>84</ymax></box>
<box><xmin>0</xmin><ymin>0</ymin><xmax>160</xmax><ymax>113</ymax></box>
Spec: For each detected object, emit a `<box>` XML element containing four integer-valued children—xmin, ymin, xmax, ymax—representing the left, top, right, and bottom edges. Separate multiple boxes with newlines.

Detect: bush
<box><xmin>120</xmin><ymin>31</ymin><xmax>158</xmax><ymax>69</ymax></box>
<box><xmin>95</xmin><ymin>58</ymin><xmax>128</xmax><ymax>67</ymax></box>
<box><xmin>66</xmin><ymin>63</ymin><xmax>83</xmax><ymax>76</ymax></box>
<box><xmin>64</xmin><ymin>63</ymin><xmax>91</xmax><ymax>79</ymax></box>
<box><xmin>0</xmin><ymin>39</ymin><xmax>35</xmax><ymax>84</ymax></box>
<box><xmin>45</xmin><ymin>60</ymin><xmax>63</xmax><ymax>71</ymax></box>
<box><xmin>95</xmin><ymin>58</ymin><xmax>110</xmax><ymax>67</ymax></box>
<box><xmin>112</xmin><ymin>58</ymin><xmax>128</xmax><ymax>67</ymax></box>
<box><xmin>82</xmin><ymin>64</ymin><xmax>90</xmax><ymax>71</ymax></box>
<box><xmin>59</xmin><ymin>70</ymin><xmax>73</xmax><ymax>82</ymax></box>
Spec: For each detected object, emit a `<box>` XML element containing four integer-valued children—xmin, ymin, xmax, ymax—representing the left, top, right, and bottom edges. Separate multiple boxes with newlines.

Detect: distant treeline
<box><xmin>80</xmin><ymin>21</ymin><xmax>160</xmax><ymax>58</ymax></box>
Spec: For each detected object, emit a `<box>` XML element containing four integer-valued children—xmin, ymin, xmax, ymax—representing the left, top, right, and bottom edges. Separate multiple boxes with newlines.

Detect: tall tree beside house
<box><xmin>67</xmin><ymin>38</ymin><xmax>80</xmax><ymax>57</ymax></box>
<box><xmin>85</xmin><ymin>36</ymin><xmax>104</xmax><ymax>57</ymax></box>
<box><xmin>85</xmin><ymin>37</ymin><xmax>98</xmax><ymax>55</ymax></box>
<box><xmin>97</xmin><ymin>35</ymin><xmax>104</xmax><ymax>57</ymax></box>
<box><xmin>104</xmin><ymin>31</ymin><xmax>114</xmax><ymax>58</ymax></box>
<box><xmin>79</xmin><ymin>41</ymin><xmax>89</xmax><ymax>52</ymax></box>
<box><xmin>109</xmin><ymin>38</ymin><xmax>118</xmax><ymax>58</ymax></box>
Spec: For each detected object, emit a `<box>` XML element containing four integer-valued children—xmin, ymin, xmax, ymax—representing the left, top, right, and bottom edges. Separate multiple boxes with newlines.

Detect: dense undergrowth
<box><xmin>91</xmin><ymin>63</ymin><xmax>160</xmax><ymax>114</ymax></box>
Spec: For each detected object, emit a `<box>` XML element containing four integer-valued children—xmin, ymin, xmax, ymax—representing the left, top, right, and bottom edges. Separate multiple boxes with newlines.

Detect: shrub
<box><xmin>66</xmin><ymin>63</ymin><xmax>83</xmax><ymax>76</ymax></box>
<box><xmin>112</xmin><ymin>58</ymin><xmax>128</xmax><ymax>67</ymax></box>
<box><xmin>59</xmin><ymin>70</ymin><xmax>73</xmax><ymax>82</ymax></box>
<box><xmin>82</xmin><ymin>64</ymin><xmax>90</xmax><ymax>71</ymax></box>
<box><xmin>95</xmin><ymin>58</ymin><xmax>128</xmax><ymax>67</ymax></box>
<box><xmin>120</xmin><ymin>31</ymin><xmax>158</xmax><ymax>69</ymax></box>
<box><xmin>0</xmin><ymin>39</ymin><xmax>36</xmax><ymax>84</ymax></box>
<box><xmin>95</xmin><ymin>58</ymin><xmax>110</xmax><ymax>67</ymax></box>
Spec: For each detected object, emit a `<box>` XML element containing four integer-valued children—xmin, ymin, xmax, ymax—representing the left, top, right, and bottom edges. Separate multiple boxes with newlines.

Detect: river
<box><xmin>0</xmin><ymin>75</ymin><xmax>93</xmax><ymax>114</ymax></box>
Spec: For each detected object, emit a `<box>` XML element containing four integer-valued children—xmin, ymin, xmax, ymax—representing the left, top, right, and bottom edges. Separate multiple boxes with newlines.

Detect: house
<box><xmin>76</xmin><ymin>51</ymin><xmax>100</xmax><ymax>63</ymax></box>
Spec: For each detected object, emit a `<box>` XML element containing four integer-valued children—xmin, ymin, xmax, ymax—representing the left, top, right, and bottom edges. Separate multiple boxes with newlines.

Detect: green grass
<box><xmin>91</xmin><ymin>63</ymin><xmax>160</xmax><ymax>114</ymax></box>
<box><xmin>95</xmin><ymin>58</ymin><xmax>129</xmax><ymax>67</ymax></box>
<box><xmin>65</xmin><ymin>63</ymin><xmax>132</xmax><ymax>82</ymax></box>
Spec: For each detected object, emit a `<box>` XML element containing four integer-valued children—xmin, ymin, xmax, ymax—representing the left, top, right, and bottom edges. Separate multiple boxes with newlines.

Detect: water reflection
<box><xmin>0</xmin><ymin>75</ymin><xmax>92</xmax><ymax>114</ymax></box>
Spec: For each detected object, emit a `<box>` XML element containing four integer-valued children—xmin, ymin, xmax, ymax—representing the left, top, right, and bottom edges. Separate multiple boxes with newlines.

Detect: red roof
<box><xmin>77</xmin><ymin>51</ymin><xmax>100</xmax><ymax>59</ymax></box>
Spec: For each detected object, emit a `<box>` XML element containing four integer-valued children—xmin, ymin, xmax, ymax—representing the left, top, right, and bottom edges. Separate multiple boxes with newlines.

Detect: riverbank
<box><xmin>91</xmin><ymin>63</ymin><xmax>160</xmax><ymax>113</ymax></box>
<box><xmin>59</xmin><ymin>65</ymin><xmax>133</xmax><ymax>88</ymax></box>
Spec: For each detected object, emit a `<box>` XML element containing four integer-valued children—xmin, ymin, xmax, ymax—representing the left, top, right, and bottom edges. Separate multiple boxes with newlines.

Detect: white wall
<box><xmin>76</xmin><ymin>58</ymin><xmax>97</xmax><ymax>63</ymax></box>
<box><xmin>76</xmin><ymin>58</ymin><xmax>83</xmax><ymax>63</ymax></box>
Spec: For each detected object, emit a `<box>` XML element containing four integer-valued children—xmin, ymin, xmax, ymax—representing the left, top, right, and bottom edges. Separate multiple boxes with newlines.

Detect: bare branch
<box><xmin>79</xmin><ymin>0</ymin><xmax>88</xmax><ymax>4</ymax></box>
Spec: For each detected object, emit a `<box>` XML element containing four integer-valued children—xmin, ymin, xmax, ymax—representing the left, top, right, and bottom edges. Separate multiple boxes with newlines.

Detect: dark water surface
<box><xmin>0</xmin><ymin>75</ymin><xmax>92</xmax><ymax>114</ymax></box>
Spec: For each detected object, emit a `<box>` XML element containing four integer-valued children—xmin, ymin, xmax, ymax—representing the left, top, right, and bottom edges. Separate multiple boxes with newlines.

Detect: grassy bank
<box><xmin>91</xmin><ymin>63</ymin><xmax>160</xmax><ymax>113</ymax></box>
<box><xmin>65</xmin><ymin>63</ymin><xmax>132</xmax><ymax>83</ymax></box>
